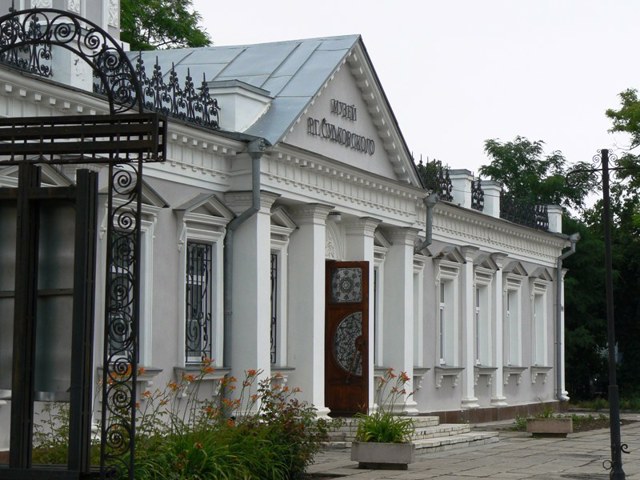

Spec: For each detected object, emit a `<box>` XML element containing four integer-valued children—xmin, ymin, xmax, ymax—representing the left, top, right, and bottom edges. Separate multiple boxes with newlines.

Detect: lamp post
<box><xmin>600</xmin><ymin>149</ymin><xmax>626</xmax><ymax>479</ymax></box>
<box><xmin>568</xmin><ymin>149</ymin><xmax>629</xmax><ymax>478</ymax></box>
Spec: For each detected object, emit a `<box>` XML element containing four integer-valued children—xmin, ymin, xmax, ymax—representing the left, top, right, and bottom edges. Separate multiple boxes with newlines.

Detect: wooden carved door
<box><xmin>325</xmin><ymin>261</ymin><xmax>369</xmax><ymax>415</ymax></box>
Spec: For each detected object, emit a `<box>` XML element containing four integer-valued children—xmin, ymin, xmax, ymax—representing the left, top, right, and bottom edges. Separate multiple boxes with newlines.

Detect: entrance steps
<box><xmin>325</xmin><ymin>415</ymin><xmax>500</xmax><ymax>452</ymax></box>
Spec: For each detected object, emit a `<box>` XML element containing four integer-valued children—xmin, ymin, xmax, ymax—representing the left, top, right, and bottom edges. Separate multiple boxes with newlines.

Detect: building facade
<box><xmin>0</xmin><ymin>1</ymin><xmax>575</xmax><ymax>455</ymax></box>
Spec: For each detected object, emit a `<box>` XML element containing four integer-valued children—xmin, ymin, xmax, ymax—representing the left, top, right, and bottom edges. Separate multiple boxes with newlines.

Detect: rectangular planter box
<box><xmin>350</xmin><ymin>441</ymin><xmax>415</xmax><ymax>470</ymax></box>
<box><xmin>526</xmin><ymin>417</ymin><xmax>573</xmax><ymax>437</ymax></box>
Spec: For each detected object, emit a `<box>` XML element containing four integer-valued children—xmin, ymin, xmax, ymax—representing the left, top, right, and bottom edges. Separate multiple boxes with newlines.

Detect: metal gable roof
<box><xmin>133</xmin><ymin>34</ymin><xmax>422</xmax><ymax>187</ymax></box>
<box><xmin>134</xmin><ymin>35</ymin><xmax>360</xmax><ymax>145</ymax></box>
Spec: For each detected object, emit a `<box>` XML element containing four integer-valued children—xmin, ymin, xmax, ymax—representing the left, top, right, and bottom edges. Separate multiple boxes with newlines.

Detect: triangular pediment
<box><xmin>0</xmin><ymin>164</ymin><xmax>73</xmax><ymax>188</ymax></box>
<box><xmin>528</xmin><ymin>266</ymin><xmax>553</xmax><ymax>281</ymax></box>
<box><xmin>474</xmin><ymin>252</ymin><xmax>498</xmax><ymax>270</ymax></box>
<box><xmin>375</xmin><ymin>230</ymin><xmax>391</xmax><ymax>249</ymax></box>
<box><xmin>433</xmin><ymin>245</ymin><xmax>465</xmax><ymax>264</ymax></box>
<box><xmin>174</xmin><ymin>193</ymin><xmax>234</xmax><ymax>225</ymax></box>
<box><xmin>271</xmin><ymin>206</ymin><xmax>297</xmax><ymax>236</ymax></box>
<box><xmin>282</xmin><ymin>42</ymin><xmax>420</xmax><ymax>187</ymax></box>
<box><xmin>503</xmin><ymin>261</ymin><xmax>528</xmax><ymax>276</ymax></box>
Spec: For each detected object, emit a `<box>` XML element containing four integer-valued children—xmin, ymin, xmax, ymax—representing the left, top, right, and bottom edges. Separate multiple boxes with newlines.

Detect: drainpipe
<box><xmin>223</xmin><ymin>138</ymin><xmax>267</xmax><ymax>366</ymax></box>
<box><xmin>416</xmin><ymin>193</ymin><xmax>439</xmax><ymax>252</ymax></box>
<box><xmin>556</xmin><ymin>232</ymin><xmax>580</xmax><ymax>402</ymax></box>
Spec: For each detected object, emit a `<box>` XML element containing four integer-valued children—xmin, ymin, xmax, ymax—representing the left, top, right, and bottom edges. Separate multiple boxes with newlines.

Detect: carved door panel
<box><xmin>325</xmin><ymin>261</ymin><xmax>369</xmax><ymax>415</ymax></box>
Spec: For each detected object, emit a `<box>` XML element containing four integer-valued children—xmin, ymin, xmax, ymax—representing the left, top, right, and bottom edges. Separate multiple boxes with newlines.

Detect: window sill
<box><xmin>434</xmin><ymin>366</ymin><xmax>464</xmax><ymax>388</ymax></box>
<box><xmin>0</xmin><ymin>389</ymin><xmax>10</xmax><ymax>402</ymax></box>
<box><xmin>97</xmin><ymin>365</ymin><xmax>163</xmax><ymax>386</ymax></box>
<box><xmin>173</xmin><ymin>366</ymin><xmax>231</xmax><ymax>398</ymax></box>
<box><xmin>174</xmin><ymin>365</ymin><xmax>230</xmax><ymax>382</ymax></box>
<box><xmin>413</xmin><ymin>367</ymin><xmax>431</xmax><ymax>390</ymax></box>
<box><xmin>271</xmin><ymin>367</ymin><xmax>294</xmax><ymax>387</ymax></box>
<box><xmin>503</xmin><ymin>366</ymin><xmax>527</xmax><ymax>386</ymax></box>
<box><xmin>474</xmin><ymin>365</ymin><xmax>497</xmax><ymax>387</ymax></box>
<box><xmin>530</xmin><ymin>365</ymin><xmax>553</xmax><ymax>384</ymax></box>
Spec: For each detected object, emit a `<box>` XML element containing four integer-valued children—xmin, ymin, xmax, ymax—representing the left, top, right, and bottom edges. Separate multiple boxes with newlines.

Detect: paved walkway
<box><xmin>307</xmin><ymin>414</ymin><xmax>640</xmax><ymax>479</ymax></box>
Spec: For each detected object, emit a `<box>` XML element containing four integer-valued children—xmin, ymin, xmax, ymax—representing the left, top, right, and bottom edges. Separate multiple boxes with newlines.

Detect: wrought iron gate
<box><xmin>0</xmin><ymin>8</ymin><xmax>166</xmax><ymax>479</ymax></box>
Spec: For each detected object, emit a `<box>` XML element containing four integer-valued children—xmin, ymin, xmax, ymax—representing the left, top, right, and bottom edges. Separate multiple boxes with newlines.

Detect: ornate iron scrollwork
<box><xmin>415</xmin><ymin>158</ymin><xmax>453</xmax><ymax>202</ymax></box>
<box><xmin>95</xmin><ymin>55</ymin><xmax>221</xmax><ymax>130</ymax></box>
<box><xmin>0</xmin><ymin>8</ymin><xmax>154</xmax><ymax>480</ymax></box>
<box><xmin>500</xmin><ymin>190</ymin><xmax>549</xmax><ymax>231</ymax></box>
<box><xmin>101</xmin><ymin>164</ymin><xmax>142</xmax><ymax>479</ymax></box>
<box><xmin>0</xmin><ymin>8</ymin><xmax>142</xmax><ymax>114</ymax></box>
<box><xmin>471</xmin><ymin>178</ymin><xmax>484</xmax><ymax>211</ymax></box>
<box><xmin>185</xmin><ymin>241</ymin><xmax>213</xmax><ymax>363</ymax></box>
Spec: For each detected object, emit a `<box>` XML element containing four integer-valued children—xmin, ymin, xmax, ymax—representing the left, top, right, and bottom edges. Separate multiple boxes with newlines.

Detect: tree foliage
<box><xmin>479</xmin><ymin>136</ymin><xmax>599</xmax><ymax>210</ymax></box>
<box><xmin>606</xmin><ymin>88</ymin><xmax>640</xmax><ymax>149</ymax></box>
<box><xmin>121</xmin><ymin>0</ymin><xmax>211</xmax><ymax>51</ymax></box>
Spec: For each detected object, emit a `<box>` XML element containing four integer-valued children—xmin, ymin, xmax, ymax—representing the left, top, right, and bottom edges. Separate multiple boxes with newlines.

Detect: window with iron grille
<box><xmin>185</xmin><ymin>241</ymin><xmax>213</xmax><ymax>364</ymax></box>
<box><xmin>107</xmin><ymin>231</ymin><xmax>135</xmax><ymax>358</ymax></box>
<box><xmin>270</xmin><ymin>252</ymin><xmax>278</xmax><ymax>365</ymax></box>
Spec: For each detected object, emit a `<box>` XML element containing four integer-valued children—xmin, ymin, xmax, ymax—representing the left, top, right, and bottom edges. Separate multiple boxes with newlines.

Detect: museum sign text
<box><xmin>307</xmin><ymin>99</ymin><xmax>375</xmax><ymax>155</ymax></box>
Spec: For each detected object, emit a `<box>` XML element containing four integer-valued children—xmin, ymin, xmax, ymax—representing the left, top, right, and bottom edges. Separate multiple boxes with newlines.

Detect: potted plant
<box><xmin>350</xmin><ymin>368</ymin><xmax>415</xmax><ymax>470</ymax></box>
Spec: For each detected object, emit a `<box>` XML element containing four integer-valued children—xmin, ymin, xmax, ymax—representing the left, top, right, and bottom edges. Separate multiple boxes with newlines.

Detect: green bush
<box><xmin>32</xmin><ymin>364</ymin><xmax>332</xmax><ymax>479</ymax></box>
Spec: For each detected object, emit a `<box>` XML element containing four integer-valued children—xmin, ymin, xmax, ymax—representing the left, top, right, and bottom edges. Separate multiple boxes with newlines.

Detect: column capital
<box><xmin>289</xmin><ymin>203</ymin><xmax>334</xmax><ymax>225</ymax></box>
<box><xmin>224</xmin><ymin>190</ymin><xmax>280</xmax><ymax>215</ymax></box>
<box><xmin>345</xmin><ymin>217</ymin><xmax>381</xmax><ymax>238</ymax></box>
<box><xmin>460</xmin><ymin>245</ymin><xmax>480</xmax><ymax>263</ymax></box>
<box><xmin>386</xmin><ymin>226</ymin><xmax>421</xmax><ymax>247</ymax></box>
<box><xmin>491</xmin><ymin>252</ymin><xmax>509</xmax><ymax>269</ymax></box>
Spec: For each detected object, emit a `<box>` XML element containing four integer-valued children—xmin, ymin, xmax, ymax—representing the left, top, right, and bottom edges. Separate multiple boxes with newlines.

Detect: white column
<box><xmin>491</xmin><ymin>253</ymin><xmax>508</xmax><ymax>406</ymax></box>
<box><xmin>461</xmin><ymin>246</ymin><xmax>480</xmax><ymax>409</ymax></box>
<box><xmin>559</xmin><ymin>269</ymin><xmax>569</xmax><ymax>400</ymax></box>
<box><xmin>226</xmin><ymin>192</ymin><xmax>278</xmax><ymax>391</ymax></box>
<box><xmin>382</xmin><ymin>227</ymin><xmax>420</xmax><ymax>414</ymax></box>
<box><xmin>288</xmin><ymin>204</ymin><xmax>334</xmax><ymax>417</ymax></box>
<box><xmin>345</xmin><ymin>217</ymin><xmax>381</xmax><ymax>410</ymax></box>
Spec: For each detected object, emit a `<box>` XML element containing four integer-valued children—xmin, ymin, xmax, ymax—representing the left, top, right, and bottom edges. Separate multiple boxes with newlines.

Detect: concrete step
<box><xmin>413</xmin><ymin>430</ymin><xmax>500</xmax><ymax>451</ymax></box>
<box><xmin>324</xmin><ymin>416</ymin><xmax>500</xmax><ymax>452</ymax></box>
<box><xmin>412</xmin><ymin>423</ymin><xmax>471</xmax><ymax>440</ymax></box>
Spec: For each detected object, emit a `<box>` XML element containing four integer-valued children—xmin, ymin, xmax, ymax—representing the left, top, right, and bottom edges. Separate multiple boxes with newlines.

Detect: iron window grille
<box><xmin>185</xmin><ymin>241</ymin><xmax>213</xmax><ymax>364</ymax></box>
<box><xmin>108</xmin><ymin>230</ymin><xmax>135</xmax><ymax>358</ymax></box>
<box><xmin>270</xmin><ymin>252</ymin><xmax>278</xmax><ymax>365</ymax></box>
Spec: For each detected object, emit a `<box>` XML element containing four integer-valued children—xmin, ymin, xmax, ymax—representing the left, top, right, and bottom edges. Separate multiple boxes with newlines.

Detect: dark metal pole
<box><xmin>602</xmin><ymin>148</ymin><xmax>625</xmax><ymax>479</ymax></box>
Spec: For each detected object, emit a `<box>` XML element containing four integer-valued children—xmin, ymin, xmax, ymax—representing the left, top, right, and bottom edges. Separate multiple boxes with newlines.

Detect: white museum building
<box><xmin>0</xmin><ymin>1</ymin><xmax>578</xmax><ymax>455</ymax></box>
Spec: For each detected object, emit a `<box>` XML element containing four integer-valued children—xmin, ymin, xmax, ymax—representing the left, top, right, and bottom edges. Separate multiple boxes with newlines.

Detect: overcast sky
<box><xmin>192</xmin><ymin>0</ymin><xmax>638</xmax><ymax>175</ymax></box>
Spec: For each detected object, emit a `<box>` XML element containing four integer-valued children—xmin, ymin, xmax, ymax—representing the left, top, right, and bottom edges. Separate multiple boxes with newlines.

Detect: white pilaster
<box><xmin>344</xmin><ymin>217</ymin><xmax>380</xmax><ymax>410</ymax></box>
<box><xmin>382</xmin><ymin>227</ymin><xmax>420</xmax><ymax>414</ymax></box>
<box><xmin>461</xmin><ymin>246</ymin><xmax>480</xmax><ymax>409</ymax></box>
<box><xmin>226</xmin><ymin>192</ymin><xmax>278</xmax><ymax>391</ymax></box>
<box><xmin>491</xmin><ymin>253</ymin><xmax>508</xmax><ymax>406</ymax></box>
<box><xmin>288</xmin><ymin>204</ymin><xmax>334</xmax><ymax>417</ymax></box>
<box><xmin>559</xmin><ymin>268</ymin><xmax>569</xmax><ymax>400</ymax></box>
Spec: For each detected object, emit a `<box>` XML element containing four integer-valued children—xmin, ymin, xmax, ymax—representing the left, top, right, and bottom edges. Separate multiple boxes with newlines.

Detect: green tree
<box><xmin>480</xmin><ymin>136</ymin><xmax>598</xmax><ymax>210</ymax></box>
<box><xmin>606</xmin><ymin>88</ymin><xmax>640</xmax><ymax>149</ymax></box>
<box><xmin>121</xmin><ymin>0</ymin><xmax>211</xmax><ymax>51</ymax></box>
<box><xmin>605</xmin><ymin>90</ymin><xmax>640</xmax><ymax>395</ymax></box>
